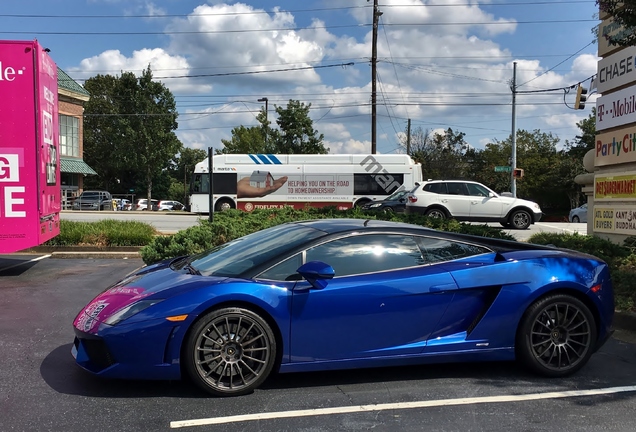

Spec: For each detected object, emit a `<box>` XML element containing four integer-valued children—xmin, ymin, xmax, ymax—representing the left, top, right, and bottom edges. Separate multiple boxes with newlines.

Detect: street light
<box><xmin>258</xmin><ymin>97</ymin><xmax>268</xmax><ymax>146</ymax></box>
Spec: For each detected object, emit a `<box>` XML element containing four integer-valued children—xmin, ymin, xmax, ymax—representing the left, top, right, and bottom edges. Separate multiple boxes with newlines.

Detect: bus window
<box><xmin>354</xmin><ymin>173</ymin><xmax>404</xmax><ymax>196</ymax></box>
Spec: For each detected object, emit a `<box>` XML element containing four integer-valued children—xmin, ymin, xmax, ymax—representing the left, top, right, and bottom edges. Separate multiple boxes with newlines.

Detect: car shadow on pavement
<box><xmin>40</xmin><ymin>344</ymin><xmax>204</xmax><ymax>398</ymax></box>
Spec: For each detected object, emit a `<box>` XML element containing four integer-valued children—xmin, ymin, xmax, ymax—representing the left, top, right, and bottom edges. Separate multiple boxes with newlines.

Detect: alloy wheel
<box><xmin>528</xmin><ymin>302</ymin><xmax>592</xmax><ymax>372</ymax></box>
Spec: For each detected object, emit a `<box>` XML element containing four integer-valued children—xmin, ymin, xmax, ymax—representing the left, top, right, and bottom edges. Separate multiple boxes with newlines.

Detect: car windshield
<box><xmin>185</xmin><ymin>223</ymin><xmax>325</xmax><ymax>277</ymax></box>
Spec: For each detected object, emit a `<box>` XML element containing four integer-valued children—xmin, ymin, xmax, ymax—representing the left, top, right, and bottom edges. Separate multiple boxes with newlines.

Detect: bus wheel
<box><xmin>354</xmin><ymin>199</ymin><xmax>371</xmax><ymax>208</ymax></box>
<box><xmin>215</xmin><ymin>199</ymin><xmax>235</xmax><ymax>212</ymax></box>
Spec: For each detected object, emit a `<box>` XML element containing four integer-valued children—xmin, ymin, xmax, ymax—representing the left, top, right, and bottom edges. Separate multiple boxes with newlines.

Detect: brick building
<box><xmin>57</xmin><ymin>67</ymin><xmax>96</xmax><ymax>209</ymax></box>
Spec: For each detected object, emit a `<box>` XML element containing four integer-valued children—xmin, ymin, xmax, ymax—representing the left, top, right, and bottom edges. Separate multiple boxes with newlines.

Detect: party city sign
<box><xmin>595</xmin><ymin>172</ymin><xmax>636</xmax><ymax>200</ymax></box>
<box><xmin>596</xmin><ymin>85</ymin><xmax>636</xmax><ymax>131</ymax></box>
<box><xmin>593</xmin><ymin>206</ymin><xmax>636</xmax><ymax>235</ymax></box>
<box><xmin>595</xmin><ymin>126</ymin><xmax>636</xmax><ymax>166</ymax></box>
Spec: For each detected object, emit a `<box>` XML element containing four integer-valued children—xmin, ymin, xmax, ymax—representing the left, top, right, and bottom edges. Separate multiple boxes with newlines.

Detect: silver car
<box><xmin>568</xmin><ymin>203</ymin><xmax>587</xmax><ymax>223</ymax></box>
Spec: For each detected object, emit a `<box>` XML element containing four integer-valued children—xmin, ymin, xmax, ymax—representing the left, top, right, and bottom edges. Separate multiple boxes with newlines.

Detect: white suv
<box><xmin>405</xmin><ymin>180</ymin><xmax>542</xmax><ymax>229</ymax></box>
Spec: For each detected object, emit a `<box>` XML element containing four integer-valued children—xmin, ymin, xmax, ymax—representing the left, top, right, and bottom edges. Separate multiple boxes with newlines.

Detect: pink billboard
<box><xmin>0</xmin><ymin>40</ymin><xmax>60</xmax><ymax>253</ymax></box>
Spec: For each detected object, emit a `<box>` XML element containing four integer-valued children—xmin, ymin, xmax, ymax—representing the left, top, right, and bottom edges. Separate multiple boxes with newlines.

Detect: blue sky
<box><xmin>0</xmin><ymin>0</ymin><xmax>600</xmax><ymax>156</ymax></box>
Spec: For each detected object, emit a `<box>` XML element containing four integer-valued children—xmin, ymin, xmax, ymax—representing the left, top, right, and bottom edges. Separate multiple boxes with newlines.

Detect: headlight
<box><xmin>370</xmin><ymin>203</ymin><xmax>381</xmax><ymax>208</ymax></box>
<box><xmin>103</xmin><ymin>299</ymin><xmax>163</xmax><ymax>325</ymax></box>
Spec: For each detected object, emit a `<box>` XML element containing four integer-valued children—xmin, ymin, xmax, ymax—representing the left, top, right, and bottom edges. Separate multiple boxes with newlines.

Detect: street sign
<box><xmin>494</xmin><ymin>166</ymin><xmax>511</xmax><ymax>173</ymax></box>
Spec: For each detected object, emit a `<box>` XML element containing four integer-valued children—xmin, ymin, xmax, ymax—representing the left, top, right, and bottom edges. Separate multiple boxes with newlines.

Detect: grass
<box><xmin>45</xmin><ymin>219</ymin><xmax>157</xmax><ymax>247</ymax></box>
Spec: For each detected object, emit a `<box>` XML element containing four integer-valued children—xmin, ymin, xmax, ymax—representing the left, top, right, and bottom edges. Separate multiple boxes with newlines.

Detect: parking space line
<box><xmin>0</xmin><ymin>254</ymin><xmax>51</xmax><ymax>273</ymax></box>
<box><xmin>170</xmin><ymin>385</ymin><xmax>636</xmax><ymax>428</ymax></box>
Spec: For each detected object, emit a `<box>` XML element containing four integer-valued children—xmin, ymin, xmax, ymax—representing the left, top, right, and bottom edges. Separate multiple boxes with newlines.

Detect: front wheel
<box><xmin>516</xmin><ymin>294</ymin><xmax>596</xmax><ymax>377</ymax></box>
<box><xmin>510</xmin><ymin>209</ymin><xmax>532</xmax><ymax>229</ymax></box>
<box><xmin>184</xmin><ymin>307</ymin><xmax>277</xmax><ymax>396</ymax></box>
<box><xmin>572</xmin><ymin>216</ymin><xmax>580</xmax><ymax>223</ymax></box>
<box><xmin>215</xmin><ymin>199</ymin><xmax>235</xmax><ymax>212</ymax></box>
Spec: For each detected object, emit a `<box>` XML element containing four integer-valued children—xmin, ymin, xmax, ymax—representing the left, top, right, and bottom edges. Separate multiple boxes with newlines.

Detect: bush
<box><xmin>139</xmin><ymin>207</ymin><xmax>515</xmax><ymax>264</ymax></box>
<box><xmin>46</xmin><ymin>219</ymin><xmax>157</xmax><ymax>247</ymax></box>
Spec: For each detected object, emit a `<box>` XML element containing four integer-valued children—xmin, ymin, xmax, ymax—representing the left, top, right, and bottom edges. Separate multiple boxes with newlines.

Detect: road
<box><xmin>61</xmin><ymin>210</ymin><xmax>588</xmax><ymax>241</ymax></box>
<box><xmin>0</xmin><ymin>257</ymin><xmax>634</xmax><ymax>432</ymax></box>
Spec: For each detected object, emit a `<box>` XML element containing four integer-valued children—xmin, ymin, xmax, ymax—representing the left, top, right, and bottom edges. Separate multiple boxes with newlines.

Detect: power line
<box><xmin>0</xmin><ymin>19</ymin><xmax>599</xmax><ymax>36</ymax></box>
<box><xmin>0</xmin><ymin>2</ymin><xmax>595</xmax><ymax>19</ymax></box>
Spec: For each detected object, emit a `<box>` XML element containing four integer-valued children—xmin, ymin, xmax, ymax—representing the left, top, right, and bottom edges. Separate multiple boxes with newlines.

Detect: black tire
<box><xmin>184</xmin><ymin>307</ymin><xmax>277</xmax><ymax>396</ymax></box>
<box><xmin>509</xmin><ymin>209</ymin><xmax>532</xmax><ymax>230</ymax></box>
<box><xmin>425</xmin><ymin>208</ymin><xmax>447</xmax><ymax>219</ymax></box>
<box><xmin>382</xmin><ymin>206</ymin><xmax>394</xmax><ymax>213</ymax></box>
<box><xmin>354</xmin><ymin>199</ymin><xmax>371</xmax><ymax>208</ymax></box>
<box><xmin>572</xmin><ymin>216</ymin><xmax>580</xmax><ymax>223</ymax></box>
<box><xmin>215</xmin><ymin>199</ymin><xmax>235</xmax><ymax>212</ymax></box>
<box><xmin>516</xmin><ymin>294</ymin><xmax>596</xmax><ymax>377</ymax></box>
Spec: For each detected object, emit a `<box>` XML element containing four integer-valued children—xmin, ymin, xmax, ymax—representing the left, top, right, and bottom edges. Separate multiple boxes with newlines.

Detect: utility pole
<box><xmin>370</xmin><ymin>0</ymin><xmax>381</xmax><ymax>154</ymax></box>
<box><xmin>258</xmin><ymin>97</ymin><xmax>268</xmax><ymax>147</ymax></box>
<box><xmin>406</xmin><ymin>118</ymin><xmax>411</xmax><ymax>154</ymax></box>
<box><xmin>510</xmin><ymin>62</ymin><xmax>517</xmax><ymax>198</ymax></box>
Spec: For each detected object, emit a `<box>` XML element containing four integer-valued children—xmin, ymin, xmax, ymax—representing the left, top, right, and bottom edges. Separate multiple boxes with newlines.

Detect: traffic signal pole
<box><xmin>510</xmin><ymin>62</ymin><xmax>518</xmax><ymax>198</ymax></box>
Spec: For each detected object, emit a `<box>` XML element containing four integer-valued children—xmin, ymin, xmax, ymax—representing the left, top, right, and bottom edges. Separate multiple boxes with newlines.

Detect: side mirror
<box><xmin>296</xmin><ymin>261</ymin><xmax>335</xmax><ymax>290</ymax></box>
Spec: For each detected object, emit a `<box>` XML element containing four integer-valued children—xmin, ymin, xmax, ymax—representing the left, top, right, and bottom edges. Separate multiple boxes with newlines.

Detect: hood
<box><xmin>73</xmin><ymin>260</ymin><xmax>227</xmax><ymax>333</ymax></box>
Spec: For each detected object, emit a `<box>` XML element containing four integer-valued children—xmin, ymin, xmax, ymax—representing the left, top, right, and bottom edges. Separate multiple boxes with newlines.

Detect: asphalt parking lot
<box><xmin>1</xmin><ymin>255</ymin><xmax>636</xmax><ymax>432</ymax></box>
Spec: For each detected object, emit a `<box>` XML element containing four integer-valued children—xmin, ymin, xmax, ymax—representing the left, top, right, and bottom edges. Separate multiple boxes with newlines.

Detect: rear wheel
<box><xmin>425</xmin><ymin>208</ymin><xmax>447</xmax><ymax>219</ymax></box>
<box><xmin>184</xmin><ymin>307</ymin><xmax>277</xmax><ymax>396</ymax></box>
<box><xmin>509</xmin><ymin>209</ymin><xmax>532</xmax><ymax>229</ymax></box>
<box><xmin>516</xmin><ymin>294</ymin><xmax>596</xmax><ymax>377</ymax></box>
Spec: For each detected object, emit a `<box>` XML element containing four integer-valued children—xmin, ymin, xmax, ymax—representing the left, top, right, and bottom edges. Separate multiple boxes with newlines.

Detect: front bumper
<box><xmin>71</xmin><ymin>318</ymin><xmax>184</xmax><ymax>381</ymax></box>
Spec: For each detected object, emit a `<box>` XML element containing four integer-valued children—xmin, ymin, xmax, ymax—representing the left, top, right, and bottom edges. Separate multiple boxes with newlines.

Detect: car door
<box><xmin>284</xmin><ymin>234</ymin><xmax>458</xmax><ymax>362</ymax></box>
<box><xmin>439</xmin><ymin>182</ymin><xmax>472</xmax><ymax>217</ymax></box>
<box><xmin>466</xmin><ymin>182</ymin><xmax>505</xmax><ymax>219</ymax></box>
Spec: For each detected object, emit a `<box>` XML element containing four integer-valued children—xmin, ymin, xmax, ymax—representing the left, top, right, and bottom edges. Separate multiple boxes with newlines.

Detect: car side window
<box><xmin>305</xmin><ymin>234</ymin><xmax>425</xmax><ymax>277</ymax></box>
<box><xmin>446</xmin><ymin>182</ymin><xmax>469</xmax><ymax>195</ymax></box>
<box><xmin>257</xmin><ymin>254</ymin><xmax>303</xmax><ymax>281</ymax></box>
<box><xmin>423</xmin><ymin>183</ymin><xmax>447</xmax><ymax>194</ymax></box>
<box><xmin>416</xmin><ymin>237</ymin><xmax>491</xmax><ymax>264</ymax></box>
<box><xmin>466</xmin><ymin>183</ymin><xmax>490</xmax><ymax>197</ymax></box>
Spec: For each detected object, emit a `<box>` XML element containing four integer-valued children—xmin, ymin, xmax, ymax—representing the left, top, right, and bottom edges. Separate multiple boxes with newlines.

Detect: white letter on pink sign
<box><xmin>4</xmin><ymin>186</ymin><xmax>26</xmax><ymax>217</ymax></box>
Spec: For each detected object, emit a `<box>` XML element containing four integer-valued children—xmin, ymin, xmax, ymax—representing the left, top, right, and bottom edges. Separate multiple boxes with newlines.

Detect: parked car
<box><xmin>569</xmin><ymin>203</ymin><xmax>588</xmax><ymax>223</ymax></box>
<box><xmin>71</xmin><ymin>219</ymin><xmax>613</xmax><ymax>397</ymax></box>
<box><xmin>71</xmin><ymin>190</ymin><xmax>113</xmax><ymax>211</ymax></box>
<box><xmin>158</xmin><ymin>200</ymin><xmax>185</xmax><ymax>211</ymax></box>
<box><xmin>361</xmin><ymin>190</ymin><xmax>409</xmax><ymax>213</ymax></box>
<box><xmin>135</xmin><ymin>199</ymin><xmax>159</xmax><ymax>211</ymax></box>
<box><xmin>405</xmin><ymin>180</ymin><xmax>542</xmax><ymax>230</ymax></box>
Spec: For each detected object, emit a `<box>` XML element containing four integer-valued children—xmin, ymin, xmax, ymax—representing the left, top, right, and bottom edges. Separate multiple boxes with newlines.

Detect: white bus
<box><xmin>189</xmin><ymin>153</ymin><xmax>423</xmax><ymax>213</ymax></box>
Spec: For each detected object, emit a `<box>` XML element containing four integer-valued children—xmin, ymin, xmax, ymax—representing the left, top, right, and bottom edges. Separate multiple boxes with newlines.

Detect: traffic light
<box><xmin>574</xmin><ymin>84</ymin><xmax>587</xmax><ymax>110</ymax></box>
<box><xmin>512</xmin><ymin>168</ymin><xmax>524</xmax><ymax>179</ymax></box>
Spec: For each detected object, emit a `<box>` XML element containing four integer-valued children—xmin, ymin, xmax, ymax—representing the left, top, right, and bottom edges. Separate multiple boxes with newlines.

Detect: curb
<box><xmin>49</xmin><ymin>251</ymin><xmax>141</xmax><ymax>259</ymax></box>
<box><xmin>615</xmin><ymin>311</ymin><xmax>636</xmax><ymax>333</ymax></box>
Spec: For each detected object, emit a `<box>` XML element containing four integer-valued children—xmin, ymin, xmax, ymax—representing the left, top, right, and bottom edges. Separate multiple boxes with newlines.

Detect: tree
<box><xmin>219</xmin><ymin>110</ymin><xmax>270</xmax><ymax>154</ymax></box>
<box><xmin>399</xmin><ymin>126</ymin><xmax>468</xmax><ymax>180</ymax></box>
<box><xmin>271</xmin><ymin>100</ymin><xmax>328</xmax><ymax>154</ymax></box>
<box><xmin>83</xmin><ymin>66</ymin><xmax>183</xmax><ymax>208</ymax></box>
<box><xmin>597</xmin><ymin>1</ymin><xmax>636</xmax><ymax>46</ymax></box>
<box><xmin>219</xmin><ymin>100</ymin><xmax>328</xmax><ymax>154</ymax></box>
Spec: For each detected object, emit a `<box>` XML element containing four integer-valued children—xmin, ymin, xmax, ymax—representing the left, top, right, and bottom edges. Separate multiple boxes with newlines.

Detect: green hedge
<box><xmin>45</xmin><ymin>219</ymin><xmax>157</xmax><ymax>246</ymax></box>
